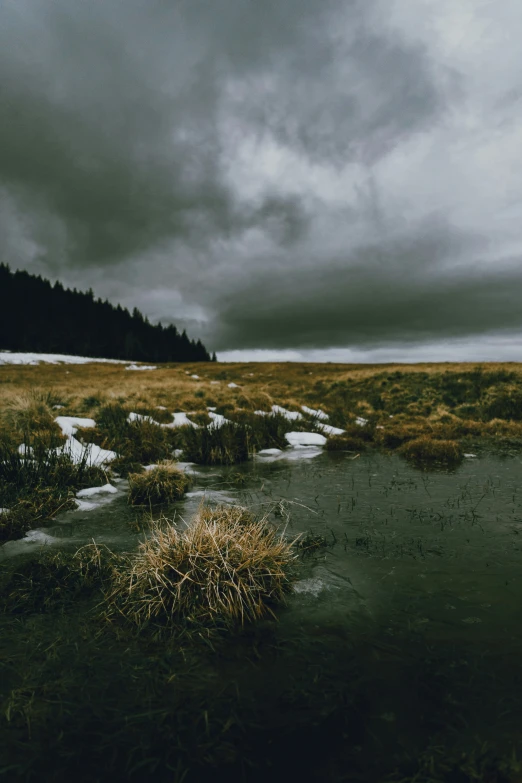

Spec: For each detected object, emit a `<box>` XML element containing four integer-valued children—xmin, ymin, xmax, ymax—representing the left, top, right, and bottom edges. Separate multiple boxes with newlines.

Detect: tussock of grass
<box><xmin>376</xmin><ymin>422</ymin><xmax>429</xmax><ymax>449</ymax></box>
<box><xmin>399</xmin><ymin>437</ymin><xmax>463</xmax><ymax>466</ymax></box>
<box><xmin>128</xmin><ymin>462</ymin><xmax>191</xmax><ymax>506</ymax></box>
<box><xmin>108</xmin><ymin>505</ymin><xmax>297</xmax><ymax>629</ymax></box>
<box><xmin>1</xmin><ymin>390</ymin><xmax>66</xmax><ymax>449</ymax></box>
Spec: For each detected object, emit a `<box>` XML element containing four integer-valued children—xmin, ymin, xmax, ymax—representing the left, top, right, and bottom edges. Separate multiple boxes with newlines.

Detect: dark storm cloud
<box><xmin>210</xmin><ymin>219</ymin><xmax>522</xmax><ymax>350</ymax></box>
<box><xmin>0</xmin><ymin>0</ymin><xmax>443</xmax><ymax>272</ymax></box>
<box><xmin>3</xmin><ymin>0</ymin><xmax>512</xmax><ymax>358</ymax></box>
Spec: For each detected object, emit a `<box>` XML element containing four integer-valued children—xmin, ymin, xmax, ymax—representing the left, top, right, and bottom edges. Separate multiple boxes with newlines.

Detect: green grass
<box><xmin>181</xmin><ymin>421</ymin><xmax>251</xmax><ymax>465</ymax></box>
<box><xmin>0</xmin><ymin>440</ymin><xmax>106</xmax><ymax>543</ymax></box>
<box><xmin>1</xmin><ymin>543</ymin><xmax>124</xmax><ymax>614</ymax></box>
<box><xmin>78</xmin><ymin>402</ymin><xmax>175</xmax><ymax>464</ymax></box>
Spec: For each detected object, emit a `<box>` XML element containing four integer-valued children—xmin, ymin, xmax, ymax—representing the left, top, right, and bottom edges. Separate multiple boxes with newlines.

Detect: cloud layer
<box><xmin>1</xmin><ymin>0</ymin><xmax>521</xmax><ymax>358</ymax></box>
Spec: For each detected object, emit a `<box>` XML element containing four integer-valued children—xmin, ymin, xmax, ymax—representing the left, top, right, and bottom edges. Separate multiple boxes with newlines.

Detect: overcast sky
<box><xmin>1</xmin><ymin>0</ymin><xmax>522</xmax><ymax>361</ymax></box>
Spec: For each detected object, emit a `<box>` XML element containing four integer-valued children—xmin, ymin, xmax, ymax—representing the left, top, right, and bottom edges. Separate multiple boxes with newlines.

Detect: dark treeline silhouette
<box><xmin>0</xmin><ymin>264</ymin><xmax>216</xmax><ymax>363</ymax></box>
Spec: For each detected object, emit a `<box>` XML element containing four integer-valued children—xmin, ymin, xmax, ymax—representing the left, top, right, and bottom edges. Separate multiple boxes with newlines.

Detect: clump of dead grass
<box><xmin>128</xmin><ymin>462</ymin><xmax>191</xmax><ymax>506</ymax></box>
<box><xmin>1</xmin><ymin>389</ymin><xmax>65</xmax><ymax>447</ymax></box>
<box><xmin>108</xmin><ymin>504</ymin><xmax>297</xmax><ymax>629</ymax></box>
<box><xmin>399</xmin><ymin>436</ymin><xmax>463</xmax><ymax>466</ymax></box>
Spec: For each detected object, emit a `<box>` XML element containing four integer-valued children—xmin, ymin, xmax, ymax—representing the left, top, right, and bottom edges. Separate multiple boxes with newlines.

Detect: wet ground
<box><xmin>1</xmin><ymin>450</ymin><xmax>522</xmax><ymax>781</ymax></box>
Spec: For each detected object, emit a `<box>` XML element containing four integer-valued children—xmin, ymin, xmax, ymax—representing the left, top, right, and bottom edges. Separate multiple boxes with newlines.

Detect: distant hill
<box><xmin>0</xmin><ymin>264</ymin><xmax>214</xmax><ymax>363</ymax></box>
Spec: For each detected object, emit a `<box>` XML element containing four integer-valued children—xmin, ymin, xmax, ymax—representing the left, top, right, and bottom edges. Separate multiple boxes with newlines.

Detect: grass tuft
<box><xmin>108</xmin><ymin>504</ymin><xmax>297</xmax><ymax>629</ymax></box>
<box><xmin>399</xmin><ymin>436</ymin><xmax>464</xmax><ymax>466</ymax></box>
<box><xmin>128</xmin><ymin>462</ymin><xmax>191</xmax><ymax>506</ymax></box>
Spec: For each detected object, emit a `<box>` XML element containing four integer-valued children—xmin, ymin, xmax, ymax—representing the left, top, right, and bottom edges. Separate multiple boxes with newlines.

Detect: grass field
<box><xmin>2</xmin><ymin>360</ymin><xmax>522</xmax><ymax>544</ymax></box>
<box><xmin>2</xmin><ymin>359</ymin><xmax>522</xmax><ymax>443</ymax></box>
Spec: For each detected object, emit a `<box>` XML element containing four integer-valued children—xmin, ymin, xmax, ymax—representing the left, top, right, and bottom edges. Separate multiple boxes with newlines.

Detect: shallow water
<box><xmin>2</xmin><ymin>450</ymin><xmax>522</xmax><ymax>780</ymax></box>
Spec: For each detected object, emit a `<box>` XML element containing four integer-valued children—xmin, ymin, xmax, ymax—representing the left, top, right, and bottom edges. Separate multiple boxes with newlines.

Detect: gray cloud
<box><xmin>210</xmin><ymin>219</ymin><xmax>522</xmax><ymax>349</ymax></box>
<box><xmin>1</xmin><ymin>0</ymin><xmax>520</xmax><ymax>358</ymax></box>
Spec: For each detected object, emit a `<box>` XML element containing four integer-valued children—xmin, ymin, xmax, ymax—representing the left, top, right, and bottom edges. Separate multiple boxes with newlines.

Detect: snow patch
<box><xmin>0</xmin><ymin>351</ymin><xmax>128</xmax><ymax>366</ymax></box>
<box><xmin>76</xmin><ymin>484</ymin><xmax>118</xmax><ymax>498</ymax></box>
<box><xmin>272</xmin><ymin>404</ymin><xmax>303</xmax><ymax>421</ymax></box>
<box><xmin>58</xmin><ymin>437</ymin><xmax>117</xmax><ymax>466</ymax></box>
<box><xmin>163</xmin><ymin>412</ymin><xmax>198</xmax><ymax>428</ymax></box>
<box><xmin>464</xmin><ymin>453</ymin><xmax>477</xmax><ymax>458</ymax></box>
<box><xmin>228</xmin><ymin>382</ymin><xmax>239</xmax><ymax>388</ymax></box>
<box><xmin>125</xmin><ymin>364</ymin><xmax>157</xmax><ymax>371</ymax></box>
<box><xmin>56</xmin><ymin>416</ymin><xmax>96</xmax><ymax>437</ymax></box>
<box><xmin>75</xmin><ymin>499</ymin><xmax>98</xmax><ymax>512</ymax></box>
<box><xmin>190</xmin><ymin>374</ymin><xmax>200</xmax><ymax>379</ymax></box>
<box><xmin>355</xmin><ymin>417</ymin><xmax>368</xmax><ymax>427</ymax></box>
<box><xmin>257</xmin><ymin>448</ymin><xmax>283</xmax><ymax>456</ymax></box>
<box><xmin>317</xmin><ymin>423</ymin><xmax>345</xmax><ymax>436</ymax></box>
<box><xmin>285</xmin><ymin>431</ymin><xmax>327</xmax><ymax>447</ymax></box>
<box><xmin>208</xmin><ymin>411</ymin><xmax>231</xmax><ymax>428</ymax></box>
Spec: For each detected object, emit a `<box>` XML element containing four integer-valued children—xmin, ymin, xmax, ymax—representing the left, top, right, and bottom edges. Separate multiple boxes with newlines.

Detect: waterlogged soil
<box><xmin>1</xmin><ymin>452</ymin><xmax>522</xmax><ymax>781</ymax></box>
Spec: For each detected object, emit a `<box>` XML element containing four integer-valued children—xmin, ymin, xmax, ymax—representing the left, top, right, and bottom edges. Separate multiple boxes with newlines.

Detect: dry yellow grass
<box><xmin>399</xmin><ymin>437</ymin><xmax>464</xmax><ymax>465</ymax></box>
<box><xmin>2</xmin><ymin>360</ymin><xmax>521</xmax><ymax>418</ymax></box>
<box><xmin>128</xmin><ymin>461</ymin><xmax>191</xmax><ymax>506</ymax></box>
<box><xmin>107</xmin><ymin>504</ymin><xmax>298</xmax><ymax>628</ymax></box>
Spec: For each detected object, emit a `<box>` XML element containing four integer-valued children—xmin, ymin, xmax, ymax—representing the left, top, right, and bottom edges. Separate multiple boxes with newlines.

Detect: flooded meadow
<box><xmin>2</xmin><ymin>447</ymin><xmax>522</xmax><ymax>781</ymax></box>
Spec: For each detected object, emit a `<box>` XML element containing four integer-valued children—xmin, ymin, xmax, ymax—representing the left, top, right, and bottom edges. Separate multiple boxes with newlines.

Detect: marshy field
<box><xmin>2</xmin><ymin>360</ymin><xmax>522</xmax><ymax>781</ymax></box>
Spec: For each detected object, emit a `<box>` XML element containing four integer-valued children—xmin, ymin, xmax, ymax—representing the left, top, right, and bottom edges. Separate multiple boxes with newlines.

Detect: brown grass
<box><xmin>107</xmin><ymin>504</ymin><xmax>298</xmax><ymax>628</ymax></box>
<box><xmin>399</xmin><ymin>437</ymin><xmax>464</xmax><ymax>465</ymax></box>
<box><xmin>325</xmin><ymin>434</ymin><xmax>367</xmax><ymax>451</ymax></box>
<box><xmin>0</xmin><ymin>361</ymin><xmax>518</xmax><ymax>422</ymax></box>
<box><xmin>128</xmin><ymin>462</ymin><xmax>191</xmax><ymax>506</ymax></box>
<box><xmin>2</xmin><ymin>361</ymin><xmax>522</xmax><ymax>458</ymax></box>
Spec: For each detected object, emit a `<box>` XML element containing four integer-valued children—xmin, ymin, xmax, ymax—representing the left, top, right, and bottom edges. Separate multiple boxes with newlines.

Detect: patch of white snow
<box><xmin>285</xmin><ymin>431</ymin><xmax>327</xmax><ymax>447</ymax></box>
<box><xmin>0</xmin><ymin>351</ymin><xmax>128</xmax><ymax>366</ymax></box>
<box><xmin>163</xmin><ymin>412</ymin><xmax>199</xmax><ymax>428</ymax></box>
<box><xmin>76</xmin><ymin>484</ymin><xmax>118</xmax><ymax>498</ymax></box>
<box><xmin>55</xmin><ymin>416</ymin><xmax>96</xmax><ymax>437</ymax></box>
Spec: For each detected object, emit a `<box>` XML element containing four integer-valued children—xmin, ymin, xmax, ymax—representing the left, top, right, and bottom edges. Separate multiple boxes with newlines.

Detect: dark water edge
<box><xmin>1</xmin><ymin>451</ymin><xmax>522</xmax><ymax>782</ymax></box>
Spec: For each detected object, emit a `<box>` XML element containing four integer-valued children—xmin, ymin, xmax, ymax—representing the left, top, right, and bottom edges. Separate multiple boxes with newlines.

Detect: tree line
<box><xmin>0</xmin><ymin>264</ymin><xmax>216</xmax><ymax>363</ymax></box>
